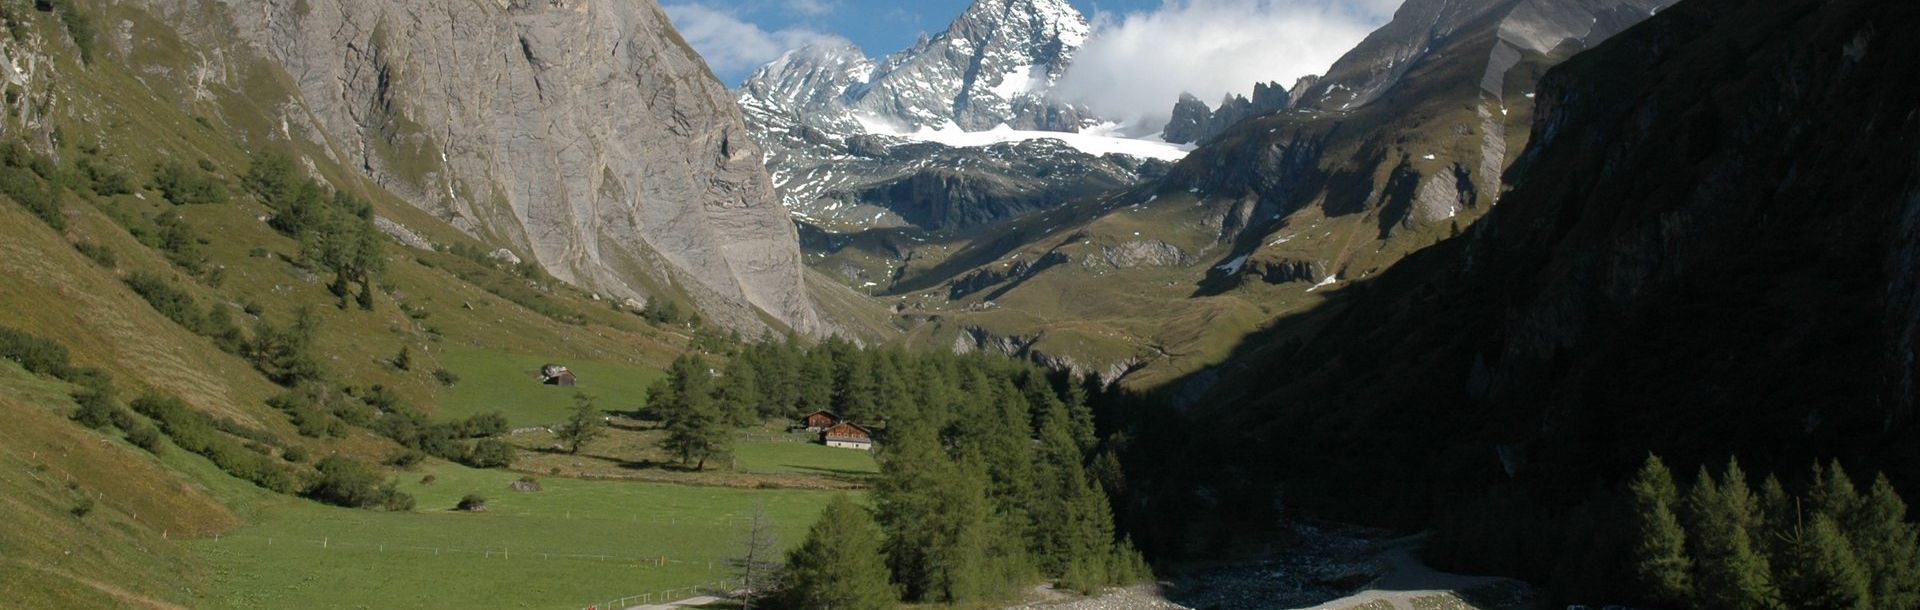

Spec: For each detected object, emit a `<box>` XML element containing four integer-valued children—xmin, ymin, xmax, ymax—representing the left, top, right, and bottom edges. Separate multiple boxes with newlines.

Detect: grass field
<box><xmin>506</xmin><ymin>422</ymin><xmax>878</xmax><ymax>489</ymax></box>
<box><xmin>435</xmin><ymin>346</ymin><xmax>668</xmax><ymax>428</ymax></box>
<box><xmin>731</xmin><ymin>431</ymin><xmax>879</xmax><ymax>476</ymax></box>
<box><xmin>188</xmin><ymin>462</ymin><xmax>849</xmax><ymax>610</ymax></box>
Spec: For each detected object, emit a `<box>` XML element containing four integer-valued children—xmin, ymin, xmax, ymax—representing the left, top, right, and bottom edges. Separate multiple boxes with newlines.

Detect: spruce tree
<box><xmin>1629</xmin><ymin>455</ymin><xmax>1694</xmax><ymax>607</ymax></box>
<box><xmin>1853</xmin><ymin>475</ymin><xmax>1920</xmax><ymax>610</ymax></box>
<box><xmin>1777</xmin><ymin>513</ymin><xmax>1873</xmax><ymax>610</ymax></box>
<box><xmin>1811</xmin><ymin>461</ymin><xmax>1864</xmax><ymax>522</ymax></box>
<box><xmin>654</xmin><ymin>354</ymin><xmax>729</xmax><ymax>469</ymax></box>
<box><xmin>778</xmin><ymin>495</ymin><xmax>897</xmax><ymax>610</ymax></box>
<box><xmin>715</xmin><ymin>353</ymin><xmax>763</xmax><ymax>427</ymax></box>
<box><xmin>797</xmin><ymin>346</ymin><xmax>835</xmax><ymax>415</ymax></box>
<box><xmin>555</xmin><ymin>392</ymin><xmax>604</xmax><ymax>455</ymax></box>
<box><xmin>1687</xmin><ymin>463</ymin><xmax>1782</xmax><ymax>610</ymax></box>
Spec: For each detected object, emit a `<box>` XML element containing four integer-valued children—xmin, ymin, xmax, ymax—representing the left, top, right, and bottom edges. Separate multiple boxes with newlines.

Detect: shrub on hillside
<box><xmin>282</xmin><ymin>445</ymin><xmax>309</xmax><ymax>463</ymax></box>
<box><xmin>0</xmin><ymin>325</ymin><xmax>72</xmax><ymax>377</ymax></box>
<box><xmin>125</xmin><ymin>424</ymin><xmax>162</xmax><ymax>454</ymax></box>
<box><xmin>307</xmin><ymin>455</ymin><xmax>412</xmax><ymax>511</ymax></box>
<box><xmin>151</xmin><ymin>159</ymin><xmax>227</xmax><ymax>205</ymax></box>
<box><xmin>76</xmin><ymin>156</ymin><xmax>133</xmax><ymax>196</ymax></box>
<box><xmin>123</xmin><ymin>271</ymin><xmax>207</xmax><ymax>333</ymax></box>
<box><xmin>132</xmin><ymin>393</ymin><xmax>296</xmax><ymax>493</ymax></box>
<box><xmin>456</xmin><ymin>494</ymin><xmax>488</xmax><ymax>512</ymax></box>
<box><xmin>462</xmin><ymin>439</ymin><xmax>516</xmax><ymax>469</ymax></box>
<box><xmin>0</xmin><ymin>142</ymin><xmax>64</xmax><ymax>230</ymax></box>
<box><xmin>387</xmin><ymin>449</ymin><xmax>427</xmax><ymax>469</ymax></box>
<box><xmin>71</xmin><ymin>387</ymin><xmax>116</xmax><ymax>430</ymax></box>
<box><xmin>73</xmin><ymin>240</ymin><xmax>117</xmax><ymax>268</ymax></box>
<box><xmin>432</xmin><ymin>367</ymin><xmax>461</xmax><ymax>387</ymax></box>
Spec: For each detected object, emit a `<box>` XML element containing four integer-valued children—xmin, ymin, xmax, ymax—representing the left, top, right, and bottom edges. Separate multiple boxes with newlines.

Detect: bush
<box><xmin>151</xmin><ymin>159</ymin><xmax>227</xmax><ymax>205</ymax></box>
<box><xmin>462</xmin><ymin>439</ymin><xmax>516</xmax><ymax>469</ymax></box>
<box><xmin>456</xmin><ymin>494</ymin><xmax>488</xmax><ymax>512</ymax></box>
<box><xmin>124</xmin><ymin>271</ymin><xmax>207</xmax><ymax>333</ymax></box>
<box><xmin>432</xmin><ymin>368</ymin><xmax>461</xmax><ymax>387</ymax></box>
<box><xmin>73</xmin><ymin>240</ymin><xmax>116</xmax><ymax>268</ymax></box>
<box><xmin>456</xmin><ymin>412</ymin><xmax>508</xmax><ymax>438</ymax></box>
<box><xmin>76</xmin><ymin>156</ymin><xmax>133</xmax><ymax>196</ymax></box>
<box><xmin>282</xmin><ymin>445</ymin><xmax>309</xmax><ymax>463</ymax></box>
<box><xmin>0</xmin><ymin>325</ymin><xmax>72</xmax><ymax>377</ymax></box>
<box><xmin>132</xmin><ymin>393</ymin><xmax>295</xmax><ymax>493</ymax></box>
<box><xmin>72</xmin><ymin>388</ymin><xmax>115</xmax><ymax>429</ymax></box>
<box><xmin>71</xmin><ymin>496</ymin><xmax>94</xmax><ymax>518</ymax></box>
<box><xmin>388</xmin><ymin>449</ymin><xmax>427</xmax><ymax>469</ymax></box>
<box><xmin>126</xmin><ymin>425</ymin><xmax>162</xmax><ymax>454</ymax></box>
<box><xmin>420</xmin><ymin>474</ymin><xmax>437</xmax><ymax>486</ymax></box>
<box><xmin>308</xmin><ymin>456</ymin><xmax>413</xmax><ymax>510</ymax></box>
<box><xmin>0</xmin><ymin>157</ymin><xmax>63</xmax><ymax>230</ymax></box>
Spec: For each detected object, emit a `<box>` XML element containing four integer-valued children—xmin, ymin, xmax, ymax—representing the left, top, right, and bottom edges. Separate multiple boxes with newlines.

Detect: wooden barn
<box><xmin>801</xmin><ymin>410</ymin><xmax>839</xmax><ymax>432</ymax></box>
<box><xmin>821</xmin><ymin>422</ymin><xmax>873</xmax><ymax>451</ymax></box>
<box><xmin>541</xmin><ymin>364</ymin><xmax>577</xmax><ymax>387</ymax></box>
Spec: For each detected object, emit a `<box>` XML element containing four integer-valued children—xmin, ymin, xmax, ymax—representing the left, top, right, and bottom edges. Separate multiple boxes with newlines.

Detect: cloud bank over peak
<box><xmin>1055</xmin><ymin>0</ymin><xmax>1404</xmax><ymax>133</ymax></box>
<box><xmin>664</xmin><ymin>3</ymin><xmax>845</xmax><ymax>80</ymax></box>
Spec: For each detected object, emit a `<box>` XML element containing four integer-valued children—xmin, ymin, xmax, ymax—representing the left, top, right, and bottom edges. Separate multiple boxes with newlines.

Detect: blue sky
<box><xmin>666</xmin><ymin>0</ymin><xmax>1404</xmax><ymax>129</ymax></box>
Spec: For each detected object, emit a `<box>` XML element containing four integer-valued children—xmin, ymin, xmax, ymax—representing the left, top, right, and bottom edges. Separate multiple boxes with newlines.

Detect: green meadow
<box><xmin>189</xmin><ymin>463</ymin><xmax>847</xmax><ymax>610</ymax></box>
<box><xmin>731</xmin><ymin>431</ymin><xmax>880</xmax><ymax>477</ymax></box>
<box><xmin>435</xmin><ymin>346</ymin><xmax>668</xmax><ymax>428</ymax></box>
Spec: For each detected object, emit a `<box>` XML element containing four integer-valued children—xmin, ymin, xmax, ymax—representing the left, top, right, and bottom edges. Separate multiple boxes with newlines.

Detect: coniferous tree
<box><xmin>715</xmin><ymin>353</ymin><xmax>764</xmax><ymax>427</ymax></box>
<box><xmin>653</xmin><ymin>355</ymin><xmax>729</xmax><ymax>470</ymax></box>
<box><xmin>1812</xmin><ymin>461</ymin><xmax>1864</xmax><ymax>522</ymax></box>
<box><xmin>555</xmin><ymin>392</ymin><xmax>603</xmax><ymax>455</ymax></box>
<box><xmin>797</xmin><ymin>346</ymin><xmax>835</xmax><ymax>415</ymax></box>
<box><xmin>1629</xmin><ymin>454</ymin><xmax>1694</xmax><ymax>607</ymax></box>
<box><xmin>1777</xmin><ymin>513</ymin><xmax>1873</xmax><ymax>610</ymax></box>
<box><xmin>777</xmin><ymin>495</ymin><xmax>897</xmax><ymax>610</ymax></box>
<box><xmin>1687</xmin><ymin>462</ymin><xmax>1783</xmax><ymax>610</ymax></box>
<box><xmin>1854</xmin><ymin>475</ymin><xmax>1920</xmax><ymax>610</ymax></box>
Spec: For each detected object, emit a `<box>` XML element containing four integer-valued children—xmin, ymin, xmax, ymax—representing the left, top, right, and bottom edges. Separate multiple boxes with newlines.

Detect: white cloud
<box><xmin>1055</xmin><ymin>0</ymin><xmax>1404</xmax><ymax>134</ymax></box>
<box><xmin>785</xmin><ymin>0</ymin><xmax>835</xmax><ymax>16</ymax></box>
<box><xmin>664</xmin><ymin>3</ymin><xmax>839</xmax><ymax>82</ymax></box>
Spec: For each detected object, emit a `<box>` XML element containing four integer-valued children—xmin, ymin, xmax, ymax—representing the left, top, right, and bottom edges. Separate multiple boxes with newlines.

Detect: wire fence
<box><xmin>576</xmin><ymin>579</ymin><xmax>733</xmax><ymax>610</ymax></box>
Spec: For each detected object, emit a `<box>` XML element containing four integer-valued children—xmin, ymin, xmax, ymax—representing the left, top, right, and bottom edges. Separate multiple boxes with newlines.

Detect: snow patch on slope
<box><xmin>860</xmin><ymin>118</ymin><xmax>1194</xmax><ymax>162</ymax></box>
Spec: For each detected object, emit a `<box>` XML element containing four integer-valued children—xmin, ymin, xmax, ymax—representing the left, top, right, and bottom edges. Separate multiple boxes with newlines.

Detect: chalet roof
<box><xmin>823</xmin><ymin>421</ymin><xmax>872</xmax><ymax>435</ymax></box>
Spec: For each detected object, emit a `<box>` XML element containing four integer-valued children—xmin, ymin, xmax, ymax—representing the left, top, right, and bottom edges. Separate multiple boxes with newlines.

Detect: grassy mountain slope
<box><xmin>0</xmin><ymin>1</ymin><xmax>832</xmax><ymax>606</ymax></box>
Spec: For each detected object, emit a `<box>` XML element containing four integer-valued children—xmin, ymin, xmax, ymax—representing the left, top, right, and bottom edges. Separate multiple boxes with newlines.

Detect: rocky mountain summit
<box><xmin>152</xmin><ymin>0</ymin><xmax>827</xmax><ymax>335</ymax></box>
<box><xmin>871</xmin><ymin>0</ymin><xmax>1681</xmax><ymax>386</ymax></box>
<box><xmin>738</xmin><ymin>0</ymin><xmax>1181</xmax><ymax>234</ymax></box>
<box><xmin>1161</xmin><ymin>82</ymin><xmax>1290</xmax><ymax>146</ymax></box>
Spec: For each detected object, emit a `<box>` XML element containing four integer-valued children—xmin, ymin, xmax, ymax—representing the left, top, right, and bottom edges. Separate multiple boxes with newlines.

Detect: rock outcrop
<box><xmin>1161</xmin><ymin>82</ymin><xmax>1290</xmax><ymax>145</ymax></box>
<box><xmin>162</xmin><ymin>0</ymin><xmax>824</xmax><ymax>334</ymax></box>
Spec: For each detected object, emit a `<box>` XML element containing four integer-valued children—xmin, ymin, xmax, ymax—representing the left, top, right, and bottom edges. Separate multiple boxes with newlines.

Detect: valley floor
<box><xmin>1001</xmin><ymin>534</ymin><xmax>1530</xmax><ymax>610</ymax></box>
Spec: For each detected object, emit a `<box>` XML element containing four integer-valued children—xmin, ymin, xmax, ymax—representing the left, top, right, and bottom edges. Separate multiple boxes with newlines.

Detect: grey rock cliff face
<box><xmin>173</xmin><ymin>0</ymin><xmax>823</xmax><ymax>334</ymax></box>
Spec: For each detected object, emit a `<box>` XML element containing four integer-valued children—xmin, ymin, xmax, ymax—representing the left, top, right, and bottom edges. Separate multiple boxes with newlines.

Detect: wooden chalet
<box><xmin>801</xmin><ymin>410</ymin><xmax>839</xmax><ymax>432</ymax></box>
<box><xmin>821</xmin><ymin>422</ymin><xmax>873</xmax><ymax>450</ymax></box>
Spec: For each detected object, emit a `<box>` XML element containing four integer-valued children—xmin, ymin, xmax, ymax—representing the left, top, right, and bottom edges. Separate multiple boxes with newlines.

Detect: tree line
<box><xmin>648</xmin><ymin>336</ymin><xmax>1148</xmax><ymax>608</ymax></box>
<box><xmin>1626</xmin><ymin>455</ymin><xmax>1920</xmax><ymax>610</ymax></box>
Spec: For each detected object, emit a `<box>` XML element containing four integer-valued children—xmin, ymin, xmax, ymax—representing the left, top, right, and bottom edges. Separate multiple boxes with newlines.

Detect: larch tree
<box><xmin>777</xmin><ymin>495</ymin><xmax>897</xmax><ymax>610</ymax></box>
<box><xmin>556</xmin><ymin>392</ymin><xmax>603</xmax><ymax>455</ymax></box>
<box><xmin>1629</xmin><ymin>454</ymin><xmax>1694</xmax><ymax>608</ymax></box>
